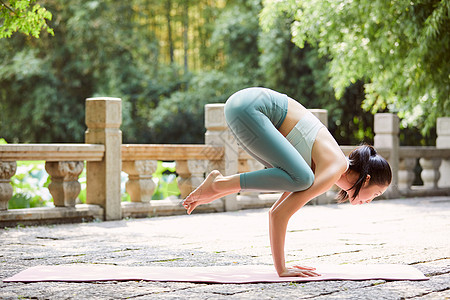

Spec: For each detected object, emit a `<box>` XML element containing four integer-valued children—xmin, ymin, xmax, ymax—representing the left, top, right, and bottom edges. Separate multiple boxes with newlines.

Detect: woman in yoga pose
<box><xmin>183</xmin><ymin>87</ymin><xmax>392</xmax><ymax>278</ymax></box>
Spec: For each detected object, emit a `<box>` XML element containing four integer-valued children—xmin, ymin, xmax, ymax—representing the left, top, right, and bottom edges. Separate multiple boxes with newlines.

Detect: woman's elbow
<box><xmin>269</xmin><ymin>207</ymin><xmax>274</xmax><ymax>218</ymax></box>
<box><xmin>269</xmin><ymin>206</ymin><xmax>284</xmax><ymax>221</ymax></box>
<box><xmin>268</xmin><ymin>207</ymin><xmax>277</xmax><ymax>220</ymax></box>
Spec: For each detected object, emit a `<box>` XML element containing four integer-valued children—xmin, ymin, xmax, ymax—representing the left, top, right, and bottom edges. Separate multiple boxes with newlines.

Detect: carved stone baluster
<box><xmin>187</xmin><ymin>160</ymin><xmax>208</xmax><ymax>191</ymax></box>
<box><xmin>45</xmin><ymin>161</ymin><xmax>84</xmax><ymax>207</ymax></box>
<box><xmin>122</xmin><ymin>160</ymin><xmax>158</xmax><ymax>202</ymax></box>
<box><xmin>176</xmin><ymin>160</ymin><xmax>192</xmax><ymax>199</ymax></box>
<box><xmin>398</xmin><ymin>158</ymin><xmax>416</xmax><ymax>190</ymax></box>
<box><xmin>0</xmin><ymin>161</ymin><xmax>17</xmax><ymax>210</ymax></box>
<box><xmin>419</xmin><ymin>158</ymin><xmax>441</xmax><ymax>189</ymax></box>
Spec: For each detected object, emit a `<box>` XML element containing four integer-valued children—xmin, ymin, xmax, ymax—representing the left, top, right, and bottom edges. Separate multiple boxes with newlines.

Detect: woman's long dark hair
<box><xmin>337</xmin><ymin>145</ymin><xmax>392</xmax><ymax>202</ymax></box>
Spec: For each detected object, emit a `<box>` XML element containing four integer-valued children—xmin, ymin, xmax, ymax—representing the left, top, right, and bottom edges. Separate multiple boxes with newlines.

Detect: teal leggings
<box><xmin>224</xmin><ymin>87</ymin><xmax>315</xmax><ymax>192</ymax></box>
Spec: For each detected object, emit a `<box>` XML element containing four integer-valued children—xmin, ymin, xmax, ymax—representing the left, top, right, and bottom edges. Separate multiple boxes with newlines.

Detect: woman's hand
<box><xmin>278</xmin><ymin>265</ymin><xmax>320</xmax><ymax>277</ymax></box>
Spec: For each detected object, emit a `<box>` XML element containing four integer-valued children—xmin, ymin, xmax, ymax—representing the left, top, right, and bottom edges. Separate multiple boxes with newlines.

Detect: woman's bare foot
<box><xmin>183</xmin><ymin>170</ymin><xmax>239</xmax><ymax>214</ymax></box>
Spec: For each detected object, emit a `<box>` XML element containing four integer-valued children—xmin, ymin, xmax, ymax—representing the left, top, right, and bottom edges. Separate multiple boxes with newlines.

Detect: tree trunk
<box><xmin>166</xmin><ymin>0</ymin><xmax>174</xmax><ymax>64</ymax></box>
<box><xmin>183</xmin><ymin>0</ymin><xmax>189</xmax><ymax>73</ymax></box>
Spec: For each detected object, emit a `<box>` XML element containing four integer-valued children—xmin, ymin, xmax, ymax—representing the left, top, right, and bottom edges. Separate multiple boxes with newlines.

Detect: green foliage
<box><xmin>0</xmin><ymin>0</ymin><xmax>162</xmax><ymax>143</ymax></box>
<box><xmin>211</xmin><ymin>0</ymin><xmax>262</xmax><ymax>78</ymax></box>
<box><xmin>151</xmin><ymin>161</ymin><xmax>179</xmax><ymax>200</ymax></box>
<box><xmin>8</xmin><ymin>161</ymin><xmax>51</xmax><ymax>209</ymax></box>
<box><xmin>1</xmin><ymin>0</ymin><xmax>441</xmax><ymax>146</ymax></box>
<box><xmin>147</xmin><ymin>69</ymin><xmax>251</xmax><ymax>143</ymax></box>
<box><xmin>259</xmin><ymin>8</ymin><xmax>374</xmax><ymax>144</ymax></box>
<box><xmin>0</xmin><ymin>0</ymin><xmax>54</xmax><ymax>38</ymax></box>
<box><xmin>262</xmin><ymin>0</ymin><xmax>449</xmax><ymax>135</ymax></box>
<box><xmin>259</xmin><ymin>12</ymin><xmax>335</xmax><ymax>107</ymax></box>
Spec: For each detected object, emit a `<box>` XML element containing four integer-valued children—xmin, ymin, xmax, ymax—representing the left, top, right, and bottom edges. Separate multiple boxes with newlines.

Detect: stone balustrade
<box><xmin>0</xmin><ymin>97</ymin><xmax>449</xmax><ymax>227</ymax></box>
<box><xmin>121</xmin><ymin>144</ymin><xmax>223</xmax><ymax>199</ymax></box>
<box><xmin>0</xmin><ymin>144</ymin><xmax>105</xmax><ymax>226</ymax></box>
<box><xmin>397</xmin><ymin>147</ymin><xmax>450</xmax><ymax>196</ymax></box>
<box><xmin>0</xmin><ymin>144</ymin><xmax>104</xmax><ymax>209</ymax></box>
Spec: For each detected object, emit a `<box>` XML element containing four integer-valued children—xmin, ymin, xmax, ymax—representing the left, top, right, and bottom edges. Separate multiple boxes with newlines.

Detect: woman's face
<box><xmin>349</xmin><ymin>183</ymin><xmax>388</xmax><ymax>205</ymax></box>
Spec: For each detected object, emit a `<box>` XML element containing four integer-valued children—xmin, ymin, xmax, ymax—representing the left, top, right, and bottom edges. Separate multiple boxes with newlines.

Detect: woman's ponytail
<box><xmin>337</xmin><ymin>144</ymin><xmax>392</xmax><ymax>202</ymax></box>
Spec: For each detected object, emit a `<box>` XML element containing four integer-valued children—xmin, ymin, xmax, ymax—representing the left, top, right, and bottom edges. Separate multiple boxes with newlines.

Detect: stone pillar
<box><xmin>205</xmin><ymin>104</ymin><xmax>239</xmax><ymax>211</ymax></box>
<box><xmin>309</xmin><ymin>109</ymin><xmax>328</xmax><ymax>128</ymax></box>
<box><xmin>309</xmin><ymin>109</ymin><xmax>334</xmax><ymax>204</ymax></box>
<box><xmin>310</xmin><ymin>109</ymin><xmax>332</xmax><ymax>204</ymax></box>
<box><xmin>419</xmin><ymin>158</ymin><xmax>441</xmax><ymax>189</ymax></box>
<box><xmin>436</xmin><ymin>117</ymin><xmax>450</xmax><ymax>188</ymax></box>
<box><xmin>85</xmin><ymin>97</ymin><xmax>122</xmax><ymax>220</ymax></box>
<box><xmin>374</xmin><ymin>113</ymin><xmax>400</xmax><ymax>197</ymax></box>
<box><xmin>187</xmin><ymin>159</ymin><xmax>208</xmax><ymax>192</ymax></box>
<box><xmin>204</xmin><ymin>104</ymin><xmax>227</xmax><ymax>173</ymax></box>
<box><xmin>45</xmin><ymin>161</ymin><xmax>84</xmax><ymax>207</ymax></box>
<box><xmin>122</xmin><ymin>160</ymin><xmax>157</xmax><ymax>202</ymax></box>
<box><xmin>0</xmin><ymin>161</ymin><xmax>16</xmax><ymax>210</ymax></box>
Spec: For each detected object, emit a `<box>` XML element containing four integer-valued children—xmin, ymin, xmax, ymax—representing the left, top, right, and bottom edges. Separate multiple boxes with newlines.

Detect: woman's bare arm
<box><xmin>269</xmin><ymin>161</ymin><xmax>346</xmax><ymax>277</ymax></box>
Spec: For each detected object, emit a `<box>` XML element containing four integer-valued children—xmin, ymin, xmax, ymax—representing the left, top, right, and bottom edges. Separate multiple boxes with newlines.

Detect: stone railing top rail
<box><xmin>399</xmin><ymin>146</ymin><xmax>450</xmax><ymax>159</ymax></box>
<box><xmin>0</xmin><ymin>144</ymin><xmax>105</xmax><ymax>161</ymax></box>
<box><xmin>336</xmin><ymin>146</ymin><xmax>391</xmax><ymax>159</ymax></box>
<box><xmin>239</xmin><ymin>146</ymin><xmax>392</xmax><ymax>160</ymax></box>
<box><xmin>2</xmin><ymin>144</ymin><xmax>449</xmax><ymax>163</ymax></box>
<box><xmin>122</xmin><ymin>144</ymin><xmax>224</xmax><ymax>161</ymax></box>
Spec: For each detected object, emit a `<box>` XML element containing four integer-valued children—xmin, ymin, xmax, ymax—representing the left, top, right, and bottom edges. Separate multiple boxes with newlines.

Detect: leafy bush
<box><xmin>147</xmin><ymin>69</ymin><xmax>251</xmax><ymax>144</ymax></box>
<box><xmin>8</xmin><ymin>161</ymin><xmax>52</xmax><ymax>209</ymax></box>
<box><xmin>151</xmin><ymin>161</ymin><xmax>180</xmax><ymax>200</ymax></box>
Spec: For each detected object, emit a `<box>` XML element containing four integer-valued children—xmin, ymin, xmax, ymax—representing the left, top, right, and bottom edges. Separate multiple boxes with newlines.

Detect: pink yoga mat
<box><xmin>3</xmin><ymin>264</ymin><xmax>428</xmax><ymax>284</ymax></box>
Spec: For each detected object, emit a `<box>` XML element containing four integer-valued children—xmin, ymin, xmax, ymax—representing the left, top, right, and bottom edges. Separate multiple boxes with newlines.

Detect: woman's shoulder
<box><xmin>312</xmin><ymin>128</ymin><xmax>348</xmax><ymax>172</ymax></box>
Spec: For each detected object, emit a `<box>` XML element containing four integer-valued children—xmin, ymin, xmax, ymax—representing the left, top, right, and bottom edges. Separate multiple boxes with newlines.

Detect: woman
<box><xmin>183</xmin><ymin>87</ymin><xmax>392</xmax><ymax>278</ymax></box>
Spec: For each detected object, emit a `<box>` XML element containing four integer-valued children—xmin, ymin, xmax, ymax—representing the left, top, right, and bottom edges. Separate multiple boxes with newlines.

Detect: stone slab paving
<box><xmin>1</xmin><ymin>196</ymin><xmax>449</xmax><ymax>299</ymax></box>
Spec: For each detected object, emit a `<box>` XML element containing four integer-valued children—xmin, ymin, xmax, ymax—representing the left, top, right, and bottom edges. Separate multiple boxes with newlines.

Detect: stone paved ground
<box><xmin>1</xmin><ymin>197</ymin><xmax>449</xmax><ymax>300</ymax></box>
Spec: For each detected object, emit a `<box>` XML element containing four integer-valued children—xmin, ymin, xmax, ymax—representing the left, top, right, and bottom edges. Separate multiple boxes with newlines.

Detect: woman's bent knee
<box><xmin>288</xmin><ymin>170</ymin><xmax>315</xmax><ymax>192</ymax></box>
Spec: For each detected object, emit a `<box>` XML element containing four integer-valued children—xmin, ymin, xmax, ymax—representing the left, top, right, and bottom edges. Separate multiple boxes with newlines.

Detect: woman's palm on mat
<box><xmin>280</xmin><ymin>265</ymin><xmax>320</xmax><ymax>277</ymax></box>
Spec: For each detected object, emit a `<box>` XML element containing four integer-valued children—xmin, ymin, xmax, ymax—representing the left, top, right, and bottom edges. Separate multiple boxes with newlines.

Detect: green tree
<box><xmin>146</xmin><ymin>0</ymin><xmax>263</xmax><ymax>144</ymax></box>
<box><xmin>0</xmin><ymin>0</ymin><xmax>163</xmax><ymax>143</ymax></box>
<box><xmin>5</xmin><ymin>0</ymin><xmax>433</xmax><ymax>147</ymax></box>
<box><xmin>147</xmin><ymin>70</ymin><xmax>249</xmax><ymax>144</ymax></box>
<box><xmin>0</xmin><ymin>0</ymin><xmax>54</xmax><ymax>38</ymax></box>
<box><xmin>261</xmin><ymin>0</ymin><xmax>450</xmax><ymax>134</ymax></box>
<box><xmin>259</xmin><ymin>13</ymin><xmax>335</xmax><ymax>109</ymax></box>
<box><xmin>259</xmin><ymin>9</ymin><xmax>376</xmax><ymax>145</ymax></box>
<box><xmin>210</xmin><ymin>0</ymin><xmax>262</xmax><ymax>78</ymax></box>
<box><xmin>0</xmin><ymin>0</ymin><xmax>226</xmax><ymax>144</ymax></box>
